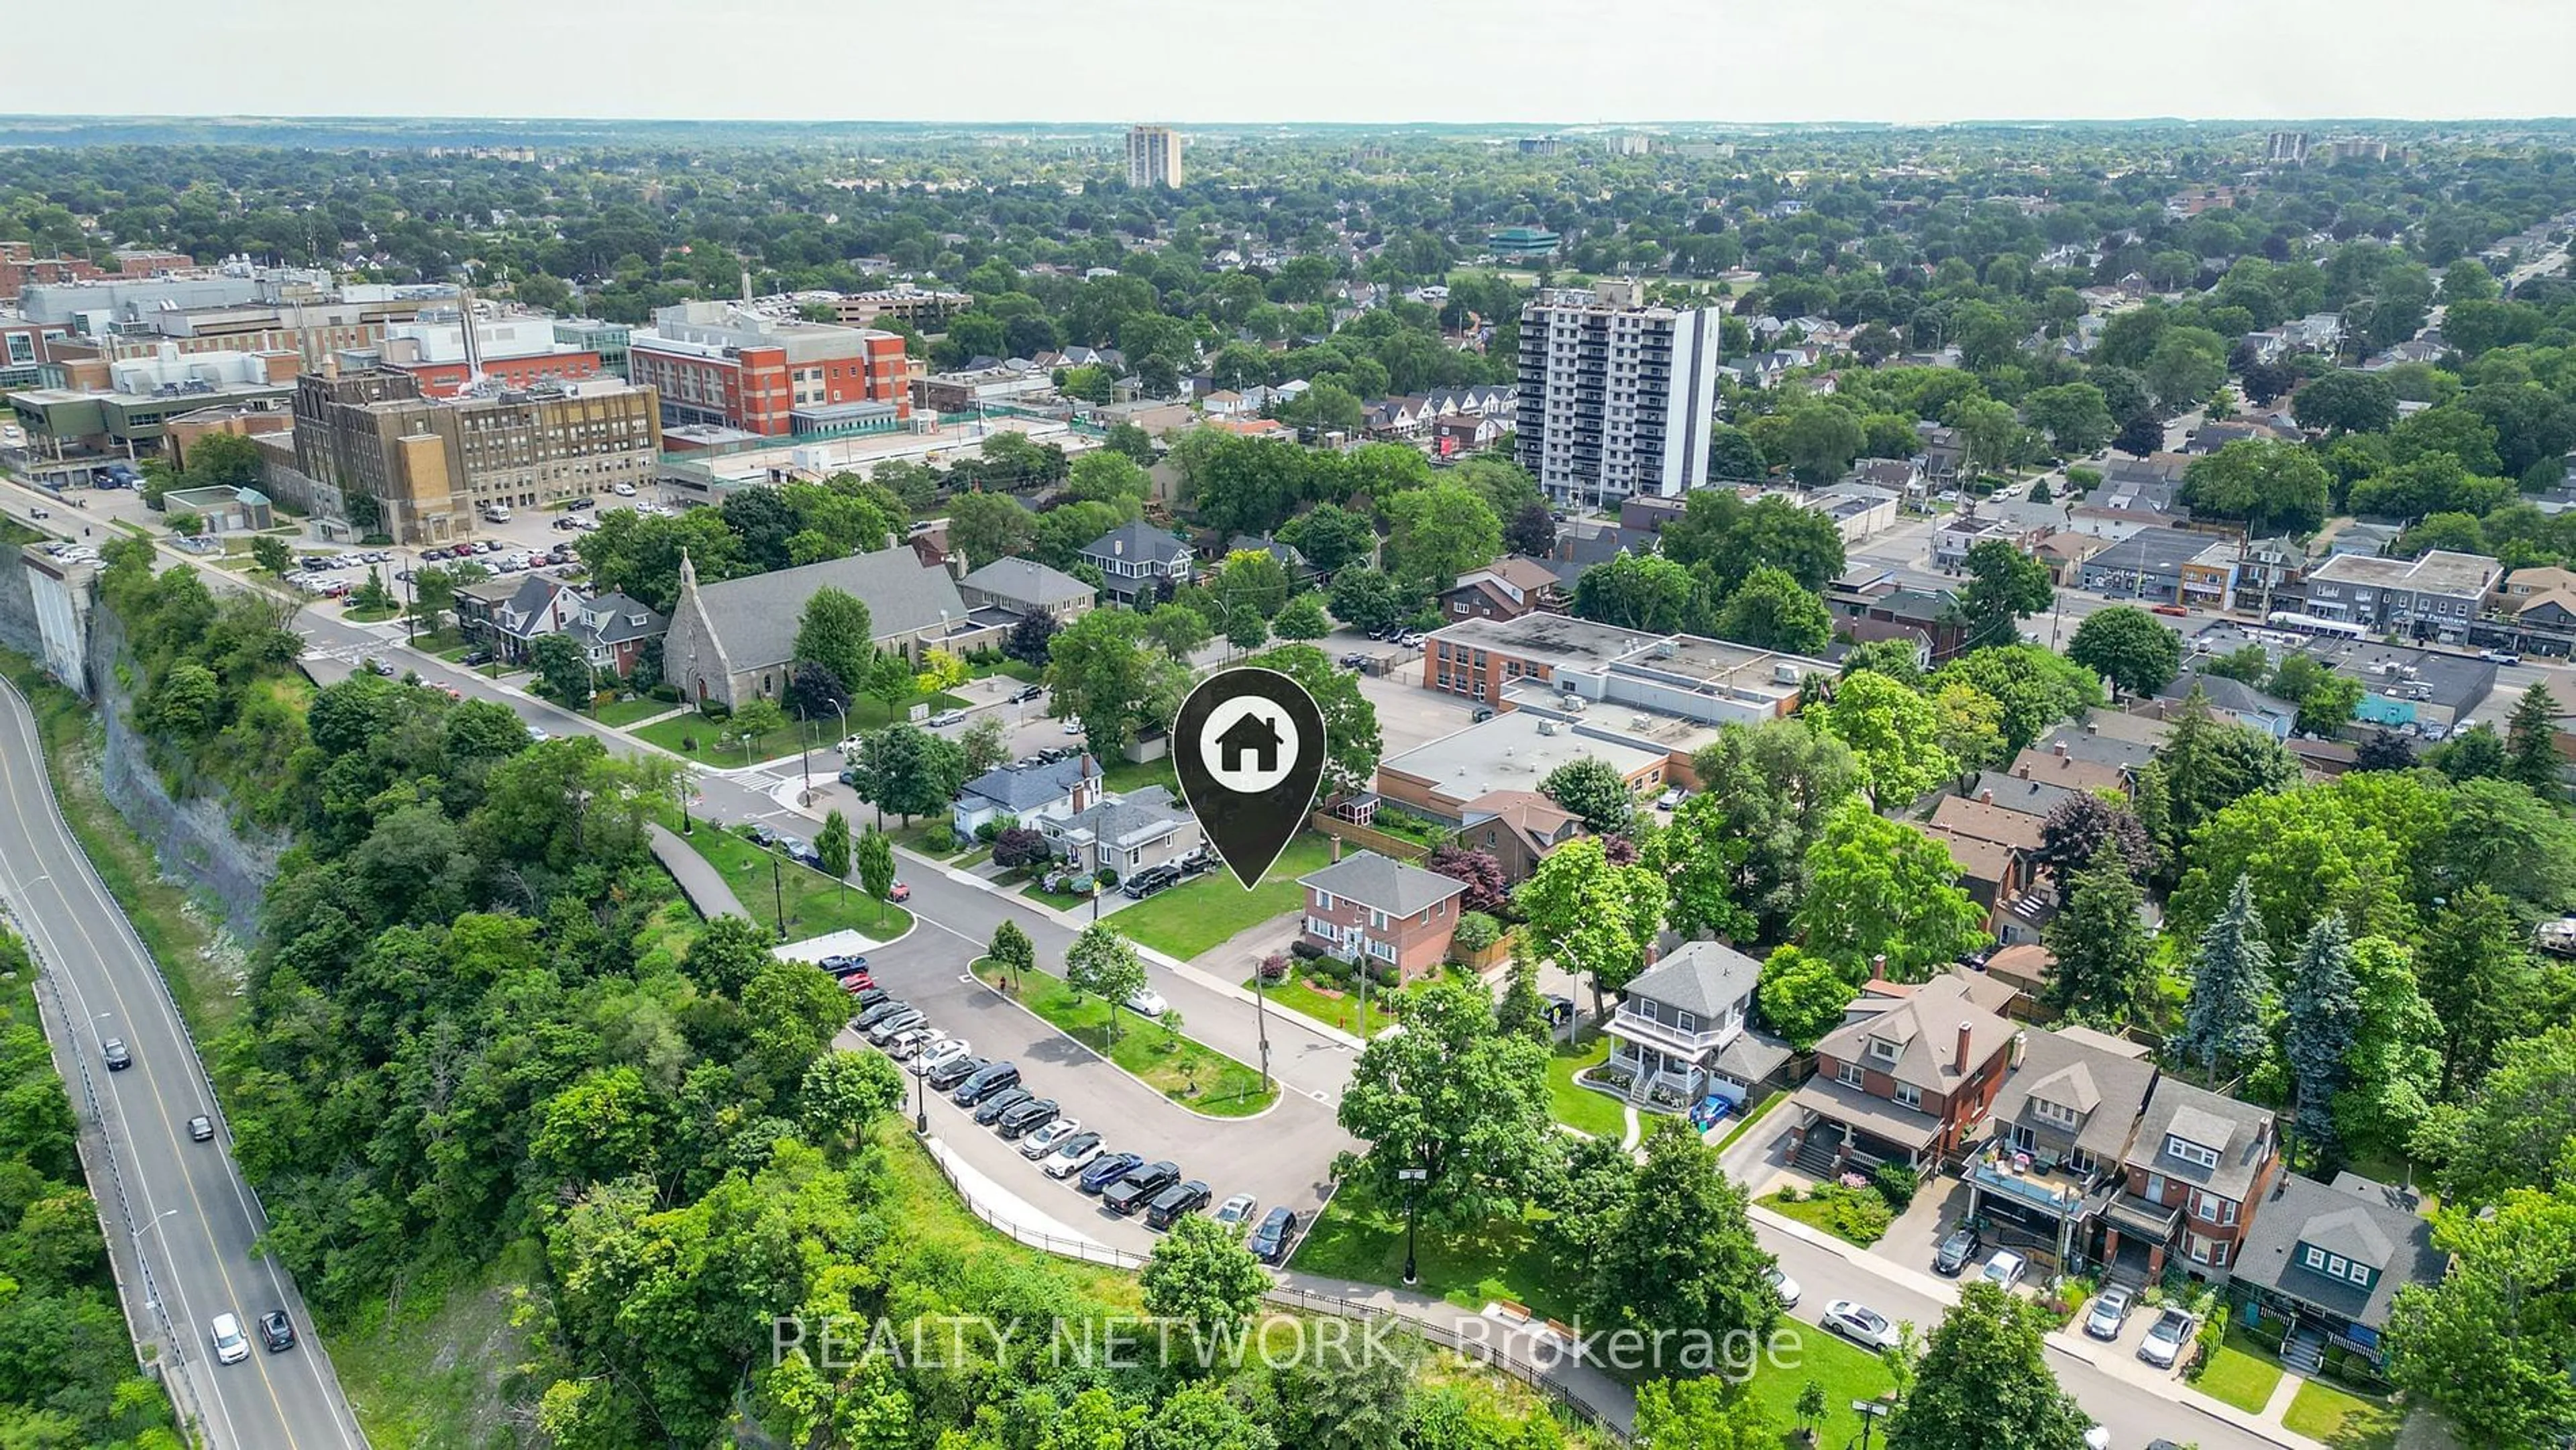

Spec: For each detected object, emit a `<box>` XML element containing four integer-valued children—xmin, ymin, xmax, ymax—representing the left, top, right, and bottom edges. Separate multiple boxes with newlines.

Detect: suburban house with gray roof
<box><xmin>662</xmin><ymin>546</ymin><xmax>986</xmax><ymax>709</ymax></box>
<box><xmin>574</xmin><ymin>591</ymin><xmax>669</xmax><ymax>679</ymax></box>
<box><xmin>1787</xmin><ymin>973</ymin><xmax>2019</xmax><ymax>1175</ymax></box>
<box><xmin>1042</xmin><ymin>784</ymin><xmax>1203</xmax><ymax>881</ymax></box>
<box><xmin>2106</xmin><ymin>1080</ymin><xmax>2279</xmax><ymax>1280</ymax></box>
<box><xmin>1076</xmin><ymin>521</ymin><xmax>1194</xmax><ymax>605</ymax></box>
<box><xmin>2232</xmin><ymin>1172</ymin><xmax>2447</xmax><ymax>1374</ymax></box>
<box><xmin>1299</xmin><ymin>846</ymin><xmax>1469</xmax><ymax>981</ymax></box>
<box><xmin>958</xmin><ymin>556</ymin><xmax>1096</xmax><ymax>624</ymax></box>
<box><xmin>952</xmin><ymin>754</ymin><xmax>1102</xmax><ymax>839</ymax></box>
<box><xmin>1601</xmin><ymin>940</ymin><xmax>1792</xmax><ymax>1112</ymax></box>
<box><xmin>1966</xmin><ymin>1025</ymin><xmax>2160</xmax><ymax>1278</ymax></box>
<box><xmin>455</xmin><ymin>573</ymin><xmax>583</xmax><ymax>664</ymax></box>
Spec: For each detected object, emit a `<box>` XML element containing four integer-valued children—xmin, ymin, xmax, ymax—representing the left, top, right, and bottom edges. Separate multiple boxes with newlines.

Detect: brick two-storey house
<box><xmin>1297</xmin><ymin>847</ymin><xmax>1468</xmax><ymax>981</ymax></box>
<box><xmin>1786</xmin><ymin>973</ymin><xmax>2019</xmax><ymax>1175</ymax></box>
<box><xmin>2103</xmin><ymin>1080</ymin><xmax>2279</xmax><ymax>1280</ymax></box>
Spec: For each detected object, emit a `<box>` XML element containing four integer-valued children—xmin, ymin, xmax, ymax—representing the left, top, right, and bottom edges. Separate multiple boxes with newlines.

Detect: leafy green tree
<box><xmin>959</xmin><ymin>715</ymin><xmax>1010</xmax><ymax>778</ymax></box>
<box><xmin>1656</xmin><ymin>790</ymin><xmax>1759</xmax><ymax>943</ymax></box>
<box><xmin>1274</xmin><ymin>592</ymin><xmax>1330</xmax><ymax>640</ymax></box>
<box><xmin>855</xmin><ymin>827</ymin><xmax>894</xmax><ymax>923</ymax></box>
<box><xmin>2176</xmin><ymin>876</ymin><xmax>2275</xmax><ymax>1078</ymax></box>
<box><xmin>1589</xmin><ymin>1118</ymin><xmax>1780</xmax><ymax>1344</ymax></box>
<box><xmin>1683</xmin><ymin>718</ymin><xmax>1862</xmax><ymax>941</ymax></box>
<box><xmin>2067</xmin><ymin>605</ymin><xmax>2182</xmax><ymax>697</ymax></box>
<box><xmin>1046</xmin><ymin>607</ymin><xmax>1194</xmax><ymax>757</ymax></box>
<box><xmin>1140</xmin><ymin>1211</ymin><xmax>1272</xmax><ymax>1344</ymax></box>
<box><xmin>1933</xmin><ymin>645</ymin><xmax>2101</xmax><ymax>755</ymax></box>
<box><xmin>2167</xmin><ymin>770</ymin><xmax>2446</xmax><ymax>957</ymax></box>
<box><xmin>1774</xmin><ymin>404</ymin><xmax>1866</xmax><ymax>485</ymax></box>
<box><xmin>2292</xmin><ymin>369</ymin><xmax>2400</xmax><ymax>435</ymax></box>
<box><xmin>2132</xmin><ymin>688</ymin><xmax>2299</xmax><ymax>879</ymax></box>
<box><xmin>1240</xmin><ymin>645</ymin><xmax>1383</xmax><ymax>798</ymax></box>
<box><xmin>2268</xmin><ymin>653</ymin><xmax>2365</xmax><ymax>736</ymax></box>
<box><xmin>2284</xmin><ymin>915</ymin><xmax>2359</xmax><ymax>1166</ymax></box>
<box><xmin>1755</xmin><ymin>946</ymin><xmax>1856</xmax><ymax>1051</ymax></box>
<box><xmin>1383</xmin><ymin>482</ymin><xmax>1501</xmax><ymax>592</ymax></box>
<box><xmin>2179</xmin><ymin>439</ymin><xmax>2333</xmax><ymax>534</ymax></box>
<box><xmin>2020</xmin><ymin>382</ymin><xmax>2114</xmax><ymax>457</ymax></box>
<box><xmin>2033</xmin><ymin>792</ymin><xmax>2154</xmax><ymax>890</ymax></box>
<box><xmin>2436</xmin><ymin>1023</ymin><xmax>2576</xmax><ymax>1204</ymax></box>
<box><xmin>1517</xmin><ymin>836</ymin><xmax>1666</xmax><ymax>1019</ymax></box>
<box><xmin>1493</xmin><ymin>943</ymin><xmax>1552</xmax><ymax>1045</ymax></box>
<box><xmin>792</xmin><ymin>586</ymin><xmax>875</xmax><ymax>690</ymax></box>
<box><xmin>1336</xmin><ymin>978</ymin><xmax>1552</xmax><ymax>1229</ymax></box>
<box><xmin>947</xmin><ymin>490</ymin><xmax>1038</xmax><ymax>565</ymax></box>
<box><xmin>986</xmin><ymin>918</ymin><xmax>1035</xmax><ymax>990</ymax></box>
<box><xmin>1813</xmin><ymin>669</ymin><xmax>1953</xmax><ymax>808</ymax></box>
<box><xmin>848</xmin><ymin>723</ymin><xmax>966</xmax><ymax>827</ymax></box>
<box><xmin>1133</xmin><ymin>1384</ymin><xmax>1276</xmax><ymax>1450</ymax></box>
<box><xmin>782</xmin><ymin>660</ymin><xmax>849</xmax><ymax>723</ymax></box>
<box><xmin>1279</xmin><ymin>501</ymin><xmax>1377</xmax><ymax>575</ymax></box>
<box><xmin>2506</xmin><ymin>682</ymin><xmax>2564</xmax><ymax>800</ymax></box>
<box><xmin>2043</xmin><ymin>841</ymin><xmax>2153</xmax><ymax>1021</ymax></box>
<box><xmin>1538</xmin><ymin>756</ymin><xmax>1636</xmax><ymax>835</ymax></box>
<box><xmin>2420</xmin><ymin>886</ymin><xmax>2542</xmax><ymax>1103</ymax></box>
<box><xmin>1326</xmin><ymin>566</ymin><xmax>1409</xmax><ymax>633</ymax></box>
<box><xmin>1657</xmin><ymin>489</ymin><xmax>1845</xmax><ymax>594</ymax></box>
<box><xmin>720</xmin><ymin>698</ymin><xmax>788</xmax><ymax>760</ymax></box>
<box><xmin>816</xmin><ymin>809</ymin><xmax>851</xmax><ymax>890</ymax></box>
<box><xmin>2429</xmin><ymin>721</ymin><xmax>2510</xmax><ymax>783</ymax></box>
<box><xmin>796</xmin><ymin>1049</ymin><xmax>904</xmax><ymax>1152</ymax></box>
<box><xmin>1886</xmin><ymin>1280</ymin><xmax>2092</xmax><ymax>1450</ymax></box>
<box><xmin>249</xmin><ymin>533</ymin><xmax>293</xmax><ymax>575</ymax></box>
<box><xmin>1064</xmin><ymin>923</ymin><xmax>1148</xmax><ymax>1045</ymax></box>
<box><xmin>1715</xmin><ymin>566</ymin><xmax>1832</xmax><ymax>653</ymax></box>
<box><xmin>1633</xmin><ymin>1375</ymin><xmax>1774</xmax><ymax>1449</ymax></box>
<box><xmin>1572</xmin><ymin>552</ymin><xmax>1701</xmax><ymax>634</ymax></box>
<box><xmin>2385</xmin><ymin>1180</ymin><xmax>2576</xmax><ymax>1447</ymax></box>
<box><xmin>2334</xmin><ymin>937</ymin><xmax>2444</xmax><ymax>1167</ymax></box>
<box><xmin>1794</xmin><ymin>800</ymin><xmax>1987</xmax><ymax>981</ymax></box>
<box><xmin>1955</xmin><ymin>539</ymin><xmax>2054</xmax><ymax>650</ymax></box>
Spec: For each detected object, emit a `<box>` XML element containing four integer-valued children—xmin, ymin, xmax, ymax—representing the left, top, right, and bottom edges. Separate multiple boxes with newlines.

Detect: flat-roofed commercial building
<box><xmin>627</xmin><ymin>301</ymin><xmax>908</xmax><ymax>437</ymax></box>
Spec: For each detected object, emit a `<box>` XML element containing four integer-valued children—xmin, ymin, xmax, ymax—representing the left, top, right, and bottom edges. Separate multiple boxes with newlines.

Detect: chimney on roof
<box><xmin>2015</xmin><ymin>761</ymin><xmax>2031</xmax><ymax>779</ymax></box>
<box><xmin>2085</xmin><ymin>721</ymin><xmax>2098</xmax><ymax>735</ymax></box>
<box><xmin>2054</xmin><ymin>739</ymin><xmax>2070</xmax><ymax>758</ymax></box>
<box><xmin>1870</xmin><ymin>953</ymin><xmax>1888</xmax><ymax>982</ymax></box>
<box><xmin>2010</xmin><ymin>1029</ymin><xmax>2028</xmax><ymax>1068</ymax></box>
<box><xmin>1644</xmin><ymin>942</ymin><xmax>1661</xmax><ymax>968</ymax></box>
<box><xmin>1978</xmin><ymin>788</ymin><xmax>1994</xmax><ymax>804</ymax></box>
<box><xmin>1955</xmin><ymin>1021</ymin><xmax>1974</xmax><ymax>1075</ymax></box>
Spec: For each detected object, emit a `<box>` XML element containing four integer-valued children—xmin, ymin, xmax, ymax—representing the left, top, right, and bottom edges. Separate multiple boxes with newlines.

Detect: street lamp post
<box><xmin>771</xmin><ymin>856</ymin><xmax>787</xmax><ymax>939</ymax></box>
<box><xmin>914</xmin><ymin>1053</ymin><xmax>929</xmax><ymax>1135</ymax></box>
<box><xmin>1852</xmin><ymin>1398</ymin><xmax>1891</xmax><ymax>1450</ymax></box>
<box><xmin>1398</xmin><ymin>1166</ymin><xmax>1428</xmax><ymax>1286</ymax></box>
<box><xmin>1251</xmin><ymin>955</ymin><xmax>1274</xmax><ymax>1092</ymax></box>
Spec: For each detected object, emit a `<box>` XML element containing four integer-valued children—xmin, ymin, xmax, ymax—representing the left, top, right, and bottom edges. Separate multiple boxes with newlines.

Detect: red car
<box><xmin>841</xmin><ymin>973</ymin><xmax>877</xmax><ymax>994</ymax></box>
<box><xmin>2151</xmin><ymin>604</ymin><xmax>2190</xmax><ymax>617</ymax></box>
<box><xmin>889</xmin><ymin>881</ymin><xmax>911</xmax><ymax>903</ymax></box>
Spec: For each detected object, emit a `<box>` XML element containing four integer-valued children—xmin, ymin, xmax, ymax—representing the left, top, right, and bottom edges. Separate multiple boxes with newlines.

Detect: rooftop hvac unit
<box><xmin>1772</xmin><ymin>663</ymin><xmax>1802</xmax><ymax>685</ymax></box>
<box><xmin>1560</xmin><ymin>693</ymin><xmax>1585</xmax><ymax>712</ymax></box>
<box><xmin>1536</xmin><ymin>720</ymin><xmax>1558</xmax><ymax>735</ymax></box>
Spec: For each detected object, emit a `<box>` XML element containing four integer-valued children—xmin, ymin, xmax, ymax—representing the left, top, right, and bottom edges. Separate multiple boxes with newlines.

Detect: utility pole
<box><xmin>1252</xmin><ymin>954</ymin><xmax>1274</xmax><ymax>1092</ymax></box>
<box><xmin>771</xmin><ymin>856</ymin><xmax>786</xmax><ymax>939</ymax></box>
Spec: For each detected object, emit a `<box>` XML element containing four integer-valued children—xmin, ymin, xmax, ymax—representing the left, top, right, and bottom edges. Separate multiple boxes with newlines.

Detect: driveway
<box><xmin>1879</xmin><ymin>1171</ymin><xmax>1973</xmax><ymax>1273</ymax></box>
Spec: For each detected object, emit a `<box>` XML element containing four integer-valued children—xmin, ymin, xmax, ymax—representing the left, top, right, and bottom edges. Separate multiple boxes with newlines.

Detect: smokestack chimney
<box><xmin>1870</xmin><ymin>954</ymin><xmax>1887</xmax><ymax>982</ymax></box>
<box><xmin>1955</xmin><ymin>1021</ymin><xmax>1974</xmax><ymax>1075</ymax></box>
<box><xmin>2010</xmin><ymin>1030</ymin><xmax>2028</xmax><ymax>1068</ymax></box>
<box><xmin>741</xmin><ymin>268</ymin><xmax>753</xmax><ymax>304</ymax></box>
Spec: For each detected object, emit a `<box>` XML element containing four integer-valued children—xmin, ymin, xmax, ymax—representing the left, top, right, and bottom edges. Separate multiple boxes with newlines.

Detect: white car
<box><xmin>838</xmin><ymin>735</ymin><xmax>865</xmax><ymax>756</ymax></box>
<box><xmin>1063</xmin><ymin>717</ymin><xmax>1085</xmax><ymax>735</ymax></box>
<box><xmin>1124</xmin><ymin>987</ymin><xmax>1170</xmax><ymax>1018</ymax></box>
<box><xmin>1980</xmin><ymin>1249</ymin><xmax>2028</xmax><ymax>1292</ymax></box>
<box><xmin>1764</xmin><ymin>1264</ymin><xmax>1801</xmax><ymax>1308</ymax></box>
<box><xmin>209</xmin><ymin>1313</ymin><xmax>252</xmax><ymax>1365</ymax></box>
<box><xmin>1046</xmin><ymin>1136</ymin><xmax>1106</xmax><ymax>1178</ymax></box>
<box><xmin>912</xmin><ymin>1039</ymin><xmax>971</xmax><ymax>1076</ymax></box>
<box><xmin>1655</xmin><ymin>786</ymin><xmax>1685</xmax><ymax>811</ymax></box>
<box><xmin>612</xmin><ymin>482</ymin><xmax>637</xmax><ymax>497</ymax></box>
<box><xmin>1020</xmin><ymin>1117</ymin><xmax>1083</xmax><ymax>1159</ymax></box>
<box><xmin>2084</xmin><ymin>1427</ymin><xmax>2110</xmax><ymax>1450</ymax></box>
<box><xmin>2138</xmin><ymin>1306</ymin><xmax>2195</xmax><ymax>1369</ymax></box>
<box><xmin>1213</xmin><ymin>1192</ymin><xmax>1258</xmax><ymax>1228</ymax></box>
<box><xmin>928</xmin><ymin>709</ymin><xmax>967</xmax><ymax>728</ymax></box>
<box><xmin>1821</xmin><ymin>1299</ymin><xmax>1900</xmax><ymax>1350</ymax></box>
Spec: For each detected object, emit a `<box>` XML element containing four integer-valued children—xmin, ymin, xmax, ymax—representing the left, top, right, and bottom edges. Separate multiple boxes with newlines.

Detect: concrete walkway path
<box><xmin>649</xmin><ymin>823</ymin><xmax>747</xmax><ymax>919</ymax></box>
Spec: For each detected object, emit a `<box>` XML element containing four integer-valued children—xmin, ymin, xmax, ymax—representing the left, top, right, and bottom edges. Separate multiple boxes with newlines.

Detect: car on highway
<box><xmin>1044</xmin><ymin>1133</ymin><xmax>1105</xmax><ymax>1178</ymax></box>
<box><xmin>1145</xmin><ymin>1178</ymin><xmax>1212</xmax><ymax>1229</ymax></box>
<box><xmin>101</xmin><ymin>1039</ymin><xmax>131</xmax><ymax>1071</ymax></box>
<box><xmin>2138</xmin><ymin>1306</ymin><xmax>2195</xmax><ymax>1369</ymax></box>
<box><xmin>1213</xmin><ymin>1193</ymin><xmax>1258</xmax><ymax>1229</ymax></box>
<box><xmin>1981</xmin><ymin>1249</ymin><xmax>2028</xmax><ymax>1292</ymax></box>
<box><xmin>1077</xmin><ymin>1151</ymin><xmax>1144</xmax><ymax>1194</ymax></box>
<box><xmin>188</xmin><ymin>1115</ymin><xmax>215</xmax><ymax>1142</ymax></box>
<box><xmin>1248</xmin><ymin>1206</ymin><xmax>1299</xmax><ymax>1263</ymax></box>
<box><xmin>996</xmin><ymin>1098</ymin><xmax>1062</xmax><ymax>1139</ymax></box>
<box><xmin>1821</xmin><ymin>1300</ymin><xmax>1900</xmax><ymax>1350</ymax></box>
<box><xmin>1020</xmin><ymin>1117</ymin><xmax>1085</xmax><ymax>1159</ymax></box>
<box><xmin>973</xmin><ymin>1087</ymin><xmax>1034</xmax><ymax>1126</ymax></box>
<box><xmin>953</xmin><ymin>1062</ymin><xmax>1022</xmax><ymax>1105</ymax></box>
<box><xmin>1124</xmin><ymin>986</ymin><xmax>1170</xmax><ymax>1017</ymax></box>
<box><xmin>926</xmin><ymin>1053</ymin><xmax>989</xmax><ymax>1093</ymax></box>
<box><xmin>1764</xmin><ymin>1264</ymin><xmax>1801</xmax><ymax>1308</ymax></box>
<box><xmin>1931</xmin><ymin>1225</ymin><xmax>1982</xmax><ymax>1276</ymax></box>
<box><xmin>258</xmin><ymin>1310</ymin><xmax>297</xmax><ymax>1353</ymax></box>
<box><xmin>2084</xmin><ymin>1284</ymin><xmax>2134</xmax><ymax>1341</ymax></box>
<box><xmin>1103</xmin><ymin>1159</ymin><xmax>1181</xmax><ymax>1215</ymax></box>
<box><xmin>209</xmin><ymin>1312</ymin><xmax>252</xmax><ymax>1365</ymax></box>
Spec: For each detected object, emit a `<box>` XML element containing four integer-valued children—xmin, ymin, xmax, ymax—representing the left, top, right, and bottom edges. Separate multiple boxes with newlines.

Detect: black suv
<box><xmin>1248</xmin><ymin>1206</ymin><xmax>1299</xmax><ymax>1263</ymax></box>
<box><xmin>1121</xmin><ymin>864</ymin><xmax>1182</xmax><ymax>899</ymax></box>
<box><xmin>258</xmin><ymin>1310</ymin><xmax>297</xmax><ymax>1353</ymax></box>
<box><xmin>1103</xmin><ymin>1161</ymin><xmax>1181</xmax><ymax>1216</ymax></box>
<box><xmin>1144</xmin><ymin>1179</ymin><xmax>1212</xmax><ymax>1229</ymax></box>
<box><xmin>972</xmin><ymin>1087</ymin><xmax>1034</xmax><ymax>1126</ymax></box>
<box><xmin>952</xmin><ymin>1062</ymin><xmax>1022</xmax><ymax>1106</ymax></box>
<box><xmin>926</xmin><ymin>1054</ymin><xmax>989</xmax><ymax>1092</ymax></box>
<box><xmin>1932</xmin><ymin>1226</ymin><xmax>1983</xmax><ymax>1277</ymax></box>
<box><xmin>995</xmin><ymin>1098</ymin><xmax>1061</xmax><ymax>1139</ymax></box>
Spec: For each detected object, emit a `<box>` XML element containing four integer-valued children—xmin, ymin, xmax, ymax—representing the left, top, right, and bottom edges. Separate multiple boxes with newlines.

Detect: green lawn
<box><xmin>968</xmin><ymin>957</ymin><xmax>1274</xmax><ymax>1117</ymax></box>
<box><xmin>848</xmin><ymin>686</ymin><xmax>970</xmax><ymax>729</ymax></box>
<box><xmin>342</xmin><ymin>603</ymin><xmax>398</xmax><ymax>623</ymax></box>
<box><xmin>1112</xmin><ymin>833</ymin><xmax>1334</xmax><ymax>960</ymax></box>
<box><xmin>1289</xmin><ymin>1178</ymin><xmax>1587</xmax><ymax>1326</ymax></box>
<box><xmin>1022</xmin><ymin>880</ymin><xmax>1092</xmax><ymax>911</ymax></box>
<box><xmin>672</xmin><ymin>823</ymin><xmax>914</xmax><ymax>941</ymax></box>
<box><xmin>885</xmin><ymin>818</ymin><xmax>975</xmax><ymax>858</ymax></box>
<box><xmin>633</xmin><ymin>711</ymin><xmax>812</xmax><ymax>764</ymax></box>
<box><xmin>1760</xmin><ymin>1185</ymin><xmax>1893</xmax><ymax>1247</ymax></box>
<box><xmin>1546</xmin><ymin>1034</ymin><xmax>1629</xmax><ymax>1139</ymax></box>
<box><xmin>2195</xmin><ymin>1325</ymin><xmax>2288</xmax><ymax>1414</ymax></box>
<box><xmin>1100</xmin><ymin>754</ymin><xmax>1179</xmax><ymax>796</ymax></box>
<box><xmin>593</xmin><ymin>694</ymin><xmax>677</xmax><ymax>727</ymax></box>
<box><xmin>2284</xmin><ymin>1378</ymin><xmax>2404</xmax><ymax>1449</ymax></box>
<box><xmin>1742</xmin><ymin>1324</ymin><xmax>1899</xmax><ymax>1450</ymax></box>
<box><xmin>974</xmin><ymin>658</ymin><xmax>1044</xmax><ymax>684</ymax></box>
<box><xmin>1248</xmin><ymin>964</ymin><xmax>1402</xmax><ymax>1037</ymax></box>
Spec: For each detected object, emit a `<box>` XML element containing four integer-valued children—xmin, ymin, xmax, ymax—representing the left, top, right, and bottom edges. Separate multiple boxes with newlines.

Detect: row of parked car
<box><xmin>847</xmin><ymin>993</ymin><xmax>1300</xmax><ymax>1261</ymax></box>
<box><xmin>1932</xmin><ymin>1224</ymin><xmax>2198</xmax><ymax>1370</ymax></box>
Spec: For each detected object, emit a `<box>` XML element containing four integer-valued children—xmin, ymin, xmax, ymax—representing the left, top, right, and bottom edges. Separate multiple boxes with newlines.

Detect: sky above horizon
<box><xmin>25</xmin><ymin>1</ymin><xmax>2575</xmax><ymax>126</ymax></box>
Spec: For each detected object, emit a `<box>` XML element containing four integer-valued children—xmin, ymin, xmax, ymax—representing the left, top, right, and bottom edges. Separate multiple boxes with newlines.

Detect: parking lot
<box><xmin>786</xmin><ymin>928</ymin><xmax>1351</xmax><ymax>1259</ymax></box>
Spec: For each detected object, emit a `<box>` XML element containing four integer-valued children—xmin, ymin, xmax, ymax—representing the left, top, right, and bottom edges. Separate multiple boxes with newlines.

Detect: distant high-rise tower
<box><xmin>1515</xmin><ymin>280</ymin><xmax>1723</xmax><ymax>511</ymax></box>
<box><xmin>1127</xmin><ymin>125</ymin><xmax>1182</xmax><ymax>189</ymax></box>
<box><xmin>2266</xmin><ymin>131</ymin><xmax>2311</xmax><ymax>166</ymax></box>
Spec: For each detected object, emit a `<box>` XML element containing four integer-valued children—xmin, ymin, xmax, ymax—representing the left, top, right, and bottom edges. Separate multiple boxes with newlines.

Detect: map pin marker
<box><xmin>1173</xmin><ymin>667</ymin><xmax>1328</xmax><ymax>890</ymax></box>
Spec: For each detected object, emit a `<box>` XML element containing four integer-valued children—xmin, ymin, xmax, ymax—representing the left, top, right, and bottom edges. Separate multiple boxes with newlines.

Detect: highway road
<box><xmin>0</xmin><ymin>679</ymin><xmax>366</xmax><ymax>1450</ymax></box>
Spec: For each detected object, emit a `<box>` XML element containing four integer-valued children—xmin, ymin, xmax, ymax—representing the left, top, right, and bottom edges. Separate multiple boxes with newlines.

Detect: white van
<box><xmin>483</xmin><ymin>505</ymin><xmax>513</xmax><ymax>524</ymax></box>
